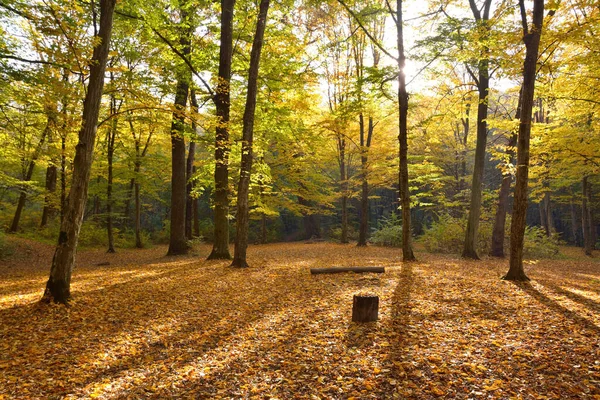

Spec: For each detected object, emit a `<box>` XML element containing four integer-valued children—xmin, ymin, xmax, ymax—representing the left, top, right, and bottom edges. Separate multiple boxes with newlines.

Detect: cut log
<box><xmin>310</xmin><ymin>266</ymin><xmax>385</xmax><ymax>275</ymax></box>
<box><xmin>352</xmin><ymin>294</ymin><xmax>379</xmax><ymax>322</ymax></box>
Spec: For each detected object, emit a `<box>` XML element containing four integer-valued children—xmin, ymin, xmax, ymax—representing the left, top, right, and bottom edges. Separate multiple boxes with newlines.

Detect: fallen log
<box><xmin>310</xmin><ymin>266</ymin><xmax>385</xmax><ymax>275</ymax></box>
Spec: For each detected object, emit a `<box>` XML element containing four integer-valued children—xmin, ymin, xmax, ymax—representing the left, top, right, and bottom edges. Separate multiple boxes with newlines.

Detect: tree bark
<box><xmin>339</xmin><ymin>135</ymin><xmax>348</xmax><ymax>244</ymax></box>
<box><xmin>41</xmin><ymin>114</ymin><xmax>58</xmax><ymax>228</ymax></box>
<box><xmin>582</xmin><ymin>176</ymin><xmax>593</xmax><ymax>256</ymax></box>
<box><xmin>208</xmin><ymin>0</ymin><xmax>236</xmax><ymax>260</ymax></box>
<box><xmin>358</xmin><ymin>116</ymin><xmax>374</xmax><ymax>247</ymax></box>
<box><xmin>106</xmin><ymin>83</ymin><xmax>117</xmax><ymax>253</ymax></box>
<box><xmin>192</xmin><ymin>170</ymin><xmax>200</xmax><ymax>238</ymax></box>
<box><xmin>42</xmin><ymin>0</ymin><xmax>116</xmax><ymax>304</ymax></box>
<box><xmin>185</xmin><ymin>90</ymin><xmax>199</xmax><ymax>240</ymax></box>
<box><xmin>231</xmin><ymin>0</ymin><xmax>270</xmax><ymax>268</ymax></box>
<box><xmin>570</xmin><ymin>192</ymin><xmax>581</xmax><ymax>246</ymax></box>
<box><xmin>167</xmin><ymin>10</ymin><xmax>193</xmax><ymax>256</ymax></box>
<box><xmin>462</xmin><ymin>0</ymin><xmax>492</xmax><ymax>260</ymax></box>
<box><xmin>490</xmin><ymin>89</ymin><xmax>522</xmax><ymax>258</ymax></box>
<box><xmin>396</xmin><ymin>0</ymin><xmax>415</xmax><ymax>261</ymax></box>
<box><xmin>352</xmin><ymin>294</ymin><xmax>379</xmax><ymax>322</ymax></box>
<box><xmin>10</xmin><ymin>114</ymin><xmax>51</xmax><ymax>232</ymax></box>
<box><xmin>41</xmin><ymin>162</ymin><xmax>58</xmax><ymax>228</ymax></box>
<box><xmin>543</xmin><ymin>191</ymin><xmax>553</xmax><ymax>236</ymax></box>
<box><xmin>504</xmin><ymin>0</ymin><xmax>545</xmax><ymax>281</ymax></box>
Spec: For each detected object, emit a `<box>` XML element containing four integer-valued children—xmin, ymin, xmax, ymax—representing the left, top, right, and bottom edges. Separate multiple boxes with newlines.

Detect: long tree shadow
<box><xmin>379</xmin><ymin>262</ymin><xmax>417</xmax><ymax>396</ymax></box>
<box><xmin>512</xmin><ymin>281</ymin><xmax>600</xmax><ymax>335</ymax></box>
<box><xmin>535</xmin><ymin>279</ymin><xmax>600</xmax><ymax>313</ymax></box>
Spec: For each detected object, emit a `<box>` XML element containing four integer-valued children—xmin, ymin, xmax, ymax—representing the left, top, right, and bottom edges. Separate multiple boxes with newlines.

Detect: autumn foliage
<box><xmin>1</xmin><ymin>239</ymin><xmax>599</xmax><ymax>398</ymax></box>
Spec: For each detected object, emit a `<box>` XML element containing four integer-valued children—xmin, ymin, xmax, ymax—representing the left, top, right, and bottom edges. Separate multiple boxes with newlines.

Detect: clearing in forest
<box><xmin>0</xmin><ymin>239</ymin><xmax>599</xmax><ymax>399</ymax></box>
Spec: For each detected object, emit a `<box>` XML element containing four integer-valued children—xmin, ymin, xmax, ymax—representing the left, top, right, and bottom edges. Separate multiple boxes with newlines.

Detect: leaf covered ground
<box><xmin>1</xmin><ymin>238</ymin><xmax>599</xmax><ymax>399</ymax></box>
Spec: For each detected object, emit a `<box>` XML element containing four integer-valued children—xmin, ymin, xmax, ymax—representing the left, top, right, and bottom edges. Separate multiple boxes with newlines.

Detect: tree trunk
<box><xmin>41</xmin><ymin>163</ymin><xmax>58</xmax><ymax>228</ymax></box>
<box><xmin>570</xmin><ymin>193</ymin><xmax>581</xmax><ymax>246</ymax></box>
<box><xmin>396</xmin><ymin>0</ymin><xmax>415</xmax><ymax>261</ymax></box>
<box><xmin>539</xmin><ymin>200</ymin><xmax>547</xmax><ymax>232</ymax></box>
<box><xmin>167</xmin><ymin>10</ymin><xmax>193</xmax><ymax>256</ymax></box>
<box><xmin>590</xmin><ymin>182</ymin><xmax>597</xmax><ymax>248</ymax></box>
<box><xmin>231</xmin><ymin>0</ymin><xmax>270</xmax><ymax>268</ymax></box>
<box><xmin>208</xmin><ymin>0</ymin><xmax>236</xmax><ymax>260</ymax></box>
<box><xmin>490</xmin><ymin>88</ymin><xmax>522</xmax><ymax>258</ymax></box>
<box><xmin>192</xmin><ymin>169</ymin><xmax>200</xmax><ymax>238</ymax></box>
<box><xmin>490</xmin><ymin>167</ymin><xmax>511</xmax><ymax>257</ymax></box>
<box><xmin>339</xmin><ymin>135</ymin><xmax>348</xmax><ymax>244</ymax></box>
<box><xmin>10</xmin><ymin>115</ymin><xmax>51</xmax><ymax>232</ymax></box>
<box><xmin>543</xmin><ymin>191</ymin><xmax>553</xmax><ymax>236</ymax></box>
<box><xmin>185</xmin><ymin>90</ymin><xmax>199</xmax><ymax>240</ymax></box>
<box><xmin>261</xmin><ymin>213</ymin><xmax>267</xmax><ymax>244</ymax></box>
<box><xmin>462</xmin><ymin>0</ymin><xmax>492</xmax><ymax>260</ymax></box>
<box><xmin>42</xmin><ymin>0</ymin><xmax>116</xmax><ymax>304</ymax></box>
<box><xmin>504</xmin><ymin>0</ymin><xmax>545</xmax><ymax>281</ymax></box>
<box><xmin>358</xmin><ymin>116</ymin><xmax>374</xmax><ymax>247</ymax></box>
<box><xmin>134</xmin><ymin>178</ymin><xmax>142</xmax><ymax>248</ymax></box>
<box><xmin>582</xmin><ymin>176</ymin><xmax>593</xmax><ymax>256</ymax></box>
<box><xmin>106</xmin><ymin>86</ymin><xmax>117</xmax><ymax>253</ymax></box>
<box><xmin>41</xmin><ymin>117</ymin><xmax>58</xmax><ymax>228</ymax></box>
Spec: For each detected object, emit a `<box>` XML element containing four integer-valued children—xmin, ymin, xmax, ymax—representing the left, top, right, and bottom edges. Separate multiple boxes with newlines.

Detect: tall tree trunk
<box><xmin>582</xmin><ymin>176</ymin><xmax>593</xmax><ymax>256</ymax></box>
<box><xmin>396</xmin><ymin>0</ymin><xmax>415</xmax><ymax>261</ymax></box>
<box><xmin>41</xmin><ymin>162</ymin><xmax>58</xmax><ymax>228</ymax></box>
<box><xmin>58</xmin><ymin>70</ymin><xmax>69</xmax><ymax>224</ymax></box>
<box><xmin>167</xmin><ymin>9</ymin><xmax>193</xmax><ymax>256</ymax></box>
<box><xmin>261</xmin><ymin>213</ymin><xmax>267</xmax><ymax>244</ymax></box>
<box><xmin>590</xmin><ymin>182</ymin><xmax>597</xmax><ymax>248</ymax></box>
<box><xmin>339</xmin><ymin>135</ymin><xmax>348</xmax><ymax>244</ymax></box>
<box><xmin>9</xmin><ymin>115</ymin><xmax>51</xmax><ymax>232</ymax></box>
<box><xmin>570</xmin><ymin>192</ymin><xmax>581</xmax><ymax>246</ymax></box>
<box><xmin>134</xmin><ymin>177</ymin><xmax>142</xmax><ymax>248</ymax></box>
<box><xmin>208</xmin><ymin>0</ymin><xmax>236</xmax><ymax>260</ymax></box>
<box><xmin>543</xmin><ymin>191</ymin><xmax>553</xmax><ymax>236</ymax></box>
<box><xmin>490</xmin><ymin>89</ymin><xmax>522</xmax><ymax>258</ymax></box>
<box><xmin>358</xmin><ymin>116</ymin><xmax>374</xmax><ymax>247</ymax></box>
<box><xmin>123</xmin><ymin>178</ymin><xmax>134</xmax><ymax>222</ymax></box>
<box><xmin>489</xmin><ymin>138</ymin><xmax>514</xmax><ymax>258</ymax></box>
<box><xmin>41</xmin><ymin>117</ymin><xmax>58</xmax><ymax>228</ymax></box>
<box><xmin>462</xmin><ymin>0</ymin><xmax>492</xmax><ymax>260</ymax></box>
<box><xmin>42</xmin><ymin>0</ymin><xmax>116</xmax><ymax>304</ymax></box>
<box><xmin>504</xmin><ymin>0</ymin><xmax>545</xmax><ymax>281</ymax></box>
<box><xmin>185</xmin><ymin>90</ymin><xmax>199</xmax><ymax>240</ymax></box>
<box><xmin>60</xmin><ymin>133</ymin><xmax>67</xmax><ymax>222</ymax></box>
<box><xmin>106</xmin><ymin>84</ymin><xmax>117</xmax><ymax>253</ymax></box>
<box><xmin>231</xmin><ymin>0</ymin><xmax>270</xmax><ymax>268</ymax></box>
<box><xmin>193</xmin><ymin>166</ymin><xmax>200</xmax><ymax>238</ymax></box>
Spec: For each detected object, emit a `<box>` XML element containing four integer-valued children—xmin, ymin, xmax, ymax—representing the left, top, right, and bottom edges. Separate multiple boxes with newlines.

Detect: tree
<box><xmin>208</xmin><ymin>0</ymin><xmax>236</xmax><ymax>260</ymax></box>
<box><xmin>231</xmin><ymin>0</ymin><xmax>271</xmax><ymax>268</ymax></box>
<box><xmin>167</xmin><ymin>5</ymin><xmax>194</xmax><ymax>256</ymax></box>
<box><xmin>462</xmin><ymin>0</ymin><xmax>492</xmax><ymax>260</ymax></box>
<box><xmin>395</xmin><ymin>0</ymin><xmax>416</xmax><ymax>261</ymax></box>
<box><xmin>42</xmin><ymin>0</ymin><xmax>117</xmax><ymax>303</ymax></box>
<box><xmin>503</xmin><ymin>0</ymin><xmax>545</xmax><ymax>282</ymax></box>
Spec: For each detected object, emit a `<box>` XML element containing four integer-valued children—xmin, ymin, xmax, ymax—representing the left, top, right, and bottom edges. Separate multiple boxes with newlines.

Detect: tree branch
<box><xmin>335</xmin><ymin>0</ymin><xmax>398</xmax><ymax>62</ymax></box>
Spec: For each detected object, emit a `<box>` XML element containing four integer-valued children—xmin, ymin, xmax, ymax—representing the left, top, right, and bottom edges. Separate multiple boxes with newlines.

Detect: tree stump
<box><xmin>352</xmin><ymin>294</ymin><xmax>379</xmax><ymax>322</ymax></box>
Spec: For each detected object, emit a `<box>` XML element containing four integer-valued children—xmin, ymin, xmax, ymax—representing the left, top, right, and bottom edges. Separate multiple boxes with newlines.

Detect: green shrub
<box><xmin>523</xmin><ymin>226</ymin><xmax>560</xmax><ymax>259</ymax></box>
<box><xmin>371</xmin><ymin>214</ymin><xmax>403</xmax><ymax>247</ymax></box>
<box><xmin>420</xmin><ymin>214</ymin><xmax>467</xmax><ymax>254</ymax></box>
<box><xmin>0</xmin><ymin>232</ymin><xmax>14</xmax><ymax>259</ymax></box>
<box><xmin>329</xmin><ymin>225</ymin><xmax>358</xmax><ymax>242</ymax></box>
<box><xmin>420</xmin><ymin>213</ymin><xmax>561</xmax><ymax>259</ymax></box>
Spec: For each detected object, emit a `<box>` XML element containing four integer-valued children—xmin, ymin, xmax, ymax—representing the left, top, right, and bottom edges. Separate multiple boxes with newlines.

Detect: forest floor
<box><xmin>0</xmin><ymin>237</ymin><xmax>599</xmax><ymax>399</ymax></box>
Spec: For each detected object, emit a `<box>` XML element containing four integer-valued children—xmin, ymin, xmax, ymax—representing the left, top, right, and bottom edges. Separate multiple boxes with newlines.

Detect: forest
<box><xmin>0</xmin><ymin>0</ymin><xmax>599</xmax><ymax>398</ymax></box>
